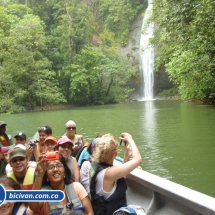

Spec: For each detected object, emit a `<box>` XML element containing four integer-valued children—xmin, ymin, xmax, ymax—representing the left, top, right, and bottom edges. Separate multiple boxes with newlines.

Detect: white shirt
<box><xmin>95</xmin><ymin>168</ymin><xmax>117</xmax><ymax>200</ymax></box>
<box><xmin>80</xmin><ymin>160</ymin><xmax>91</xmax><ymax>194</ymax></box>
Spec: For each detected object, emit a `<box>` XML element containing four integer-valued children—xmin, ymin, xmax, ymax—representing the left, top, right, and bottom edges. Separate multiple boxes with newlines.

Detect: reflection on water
<box><xmin>143</xmin><ymin>101</ymin><xmax>157</xmax><ymax>146</ymax></box>
<box><xmin>141</xmin><ymin>101</ymin><xmax>171</xmax><ymax>179</ymax></box>
<box><xmin>1</xmin><ymin>100</ymin><xmax>215</xmax><ymax>197</ymax></box>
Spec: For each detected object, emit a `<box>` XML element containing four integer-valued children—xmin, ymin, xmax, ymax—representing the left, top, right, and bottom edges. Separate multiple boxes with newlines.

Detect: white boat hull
<box><xmin>125</xmin><ymin>168</ymin><xmax>215</xmax><ymax>215</ymax></box>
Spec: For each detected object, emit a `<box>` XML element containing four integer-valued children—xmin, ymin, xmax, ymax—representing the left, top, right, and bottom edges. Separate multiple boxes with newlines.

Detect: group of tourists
<box><xmin>0</xmin><ymin>120</ymin><xmax>142</xmax><ymax>215</ymax></box>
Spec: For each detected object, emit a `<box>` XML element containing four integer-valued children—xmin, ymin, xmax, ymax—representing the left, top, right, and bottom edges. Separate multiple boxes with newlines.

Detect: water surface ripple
<box><xmin>1</xmin><ymin>100</ymin><xmax>215</xmax><ymax>197</ymax></box>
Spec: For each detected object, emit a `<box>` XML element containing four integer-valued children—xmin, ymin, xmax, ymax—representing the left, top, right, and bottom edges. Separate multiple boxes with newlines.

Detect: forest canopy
<box><xmin>1</xmin><ymin>0</ymin><xmax>215</xmax><ymax>113</ymax></box>
<box><xmin>151</xmin><ymin>0</ymin><xmax>215</xmax><ymax>103</ymax></box>
<box><xmin>0</xmin><ymin>0</ymin><xmax>144</xmax><ymax>113</ymax></box>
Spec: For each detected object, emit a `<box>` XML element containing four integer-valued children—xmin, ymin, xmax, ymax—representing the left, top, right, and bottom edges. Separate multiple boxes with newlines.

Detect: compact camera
<box><xmin>29</xmin><ymin>141</ymin><xmax>35</xmax><ymax>149</ymax></box>
<box><xmin>44</xmin><ymin>151</ymin><xmax>59</xmax><ymax>161</ymax></box>
<box><xmin>120</xmin><ymin>140</ymin><xmax>127</xmax><ymax>147</ymax></box>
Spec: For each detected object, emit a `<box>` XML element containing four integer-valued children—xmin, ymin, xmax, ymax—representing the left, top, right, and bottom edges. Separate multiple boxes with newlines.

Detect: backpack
<box><xmin>113</xmin><ymin>205</ymin><xmax>146</xmax><ymax>215</ymax></box>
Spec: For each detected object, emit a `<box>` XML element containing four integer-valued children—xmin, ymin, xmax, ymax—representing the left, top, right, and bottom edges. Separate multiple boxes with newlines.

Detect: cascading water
<box><xmin>139</xmin><ymin>0</ymin><xmax>154</xmax><ymax>100</ymax></box>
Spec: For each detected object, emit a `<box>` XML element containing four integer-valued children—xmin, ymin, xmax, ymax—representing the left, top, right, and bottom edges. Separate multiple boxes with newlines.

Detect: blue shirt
<box><xmin>77</xmin><ymin>147</ymin><xmax>90</xmax><ymax>165</ymax></box>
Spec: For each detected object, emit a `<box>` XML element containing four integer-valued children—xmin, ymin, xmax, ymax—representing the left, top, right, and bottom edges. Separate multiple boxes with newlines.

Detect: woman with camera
<box><xmin>30</xmin><ymin>125</ymin><xmax>53</xmax><ymax>162</ymax></box>
<box><xmin>89</xmin><ymin>133</ymin><xmax>142</xmax><ymax>215</ymax></box>
<box><xmin>28</xmin><ymin>152</ymin><xmax>94</xmax><ymax>215</ymax></box>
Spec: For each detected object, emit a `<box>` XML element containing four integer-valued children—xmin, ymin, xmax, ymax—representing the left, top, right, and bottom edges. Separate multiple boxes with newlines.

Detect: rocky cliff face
<box><xmin>119</xmin><ymin>12</ymin><xmax>143</xmax><ymax>69</ymax></box>
<box><xmin>119</xmin><ymin>11</ymin><xmax>174</xmax><ymax>99</ymax></box>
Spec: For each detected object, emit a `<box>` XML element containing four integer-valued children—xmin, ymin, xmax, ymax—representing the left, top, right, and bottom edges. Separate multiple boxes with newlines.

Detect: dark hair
<box><xmin>38</xmin><ymin>125</ymin><xmax>52</xmax><ymax>135</ymax></box>
<box><xmin>87</xmin><ymin>132</ymin><xmax>105</xmax><ymax>155</ymax></box>
<box><xmin>0</xmin><ymin>175</ymin><xmax>21</xmax><ymax>190</ymax></box>
<box><xmin>61</xmin><ymin>211</ymin><xmax>86</xmax><ymax>215</ymax></box>
<box><xmin>42</xmin><ymin>154</ymin><xmax>73</xmax><ymax>186</ymax></box>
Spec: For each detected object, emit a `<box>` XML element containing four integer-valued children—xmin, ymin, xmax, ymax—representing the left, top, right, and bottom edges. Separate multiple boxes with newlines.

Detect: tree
<box><xmin>68</xmin><ymin>46</ymin><xmax>137</xmax><ymax>105</ymax></box>
<box><xmin>0</xmin><ymin>0</ymin><xmax>144</xmax><ymax>113</ymax></box>
<box><xmin>1</xmin><ymin>13</ymin><xmax>66</xmax><ymax>109</ymax></box>
<box><xmin>151</xmin><ymin>0</ymin><xmax>215</xmax><ymax>100</ymax></box>
<box><xmin>0</xmin><ymin>69</ymin><xmax>25</xmax><ymax>113</ymax></box>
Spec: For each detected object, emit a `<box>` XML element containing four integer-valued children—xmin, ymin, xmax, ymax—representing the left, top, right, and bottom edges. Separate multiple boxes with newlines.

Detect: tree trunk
<box><xmin>106</xmin><ymin>78</ymin><xmax>113</xmax><ymax>96</ymax></box>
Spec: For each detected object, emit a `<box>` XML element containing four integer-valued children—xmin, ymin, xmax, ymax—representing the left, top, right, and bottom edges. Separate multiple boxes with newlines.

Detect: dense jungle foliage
<box><xmin>1</xmin><ymin>0</ymin><xmax>215</xmax><ymax>114</ymax></box>
<box><xmin>0</xmin><ymin>0</ymin><xmax>145</xmax><ymax>113</ymax></box>
<box><xmin>151</xmin><ymin>0</ymin><xmax>215</xmax><ymax>104</ymax></box>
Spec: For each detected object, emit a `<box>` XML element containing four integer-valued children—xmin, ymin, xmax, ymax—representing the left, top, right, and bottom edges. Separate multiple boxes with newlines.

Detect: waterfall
<box><xmin>139</xmin><ymin>0</ymin><xmax>154</xmax><ymax>100</ymax></box>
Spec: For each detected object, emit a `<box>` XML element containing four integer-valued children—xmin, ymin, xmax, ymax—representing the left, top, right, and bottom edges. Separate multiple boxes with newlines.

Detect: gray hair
<box><xmin>65</xmin><ymin>120</ymin><xmax>76</xmax><ymax>128</ymax></box>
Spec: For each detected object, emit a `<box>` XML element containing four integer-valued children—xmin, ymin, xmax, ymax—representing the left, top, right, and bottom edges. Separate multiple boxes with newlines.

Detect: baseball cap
<box><xmin>57</xmin><ymin>137</ymin><xmax>73</xmax><ymax>146</ymax></box>
<box><xmin>9</xmin><ymin>147</ymin><xmax>27</xmax><ymax>161</ymax></box>
<box><xmin>14</xmin><ymin>132</ymin><xmax>26</xmax><ymax>140</ymax></box>
<box><xmin>44</xmin><ymin>136</ymin><xmax>58</xmax><ymax>144</ymax></box>
<box><xmin>0</xmin><ymin>121</ymin><xmax>7</xmax><ymax>126</ymax></box>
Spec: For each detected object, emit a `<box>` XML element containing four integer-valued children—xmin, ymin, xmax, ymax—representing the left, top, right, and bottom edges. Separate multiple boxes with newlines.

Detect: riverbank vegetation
<box><xmin>151</xmin><ymin>0</ymin><xmax>215</xmax><ymax>105</ymax></box>
<box><xmin>2</xmin><ymin>0</ymin><xmax>214</xmax><ymax>114</ymax></box>
<box><xmin>0</xmin><ymin>0</ymin><xmax>144</xmax><ymax>113</ymax></box>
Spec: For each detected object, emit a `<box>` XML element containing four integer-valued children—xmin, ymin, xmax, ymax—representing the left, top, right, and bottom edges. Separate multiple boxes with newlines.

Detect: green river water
<box><xmin>1</xmin><ymin>100</ymin><xmax>215</xmax><ymax>197</ymax></box>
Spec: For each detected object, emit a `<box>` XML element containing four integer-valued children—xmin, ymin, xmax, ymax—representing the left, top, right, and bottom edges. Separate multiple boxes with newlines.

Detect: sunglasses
<box><xmin>11</xmin><ymin>157</ymin><xmax>26</xmax><ymax>163</ymax></box>
<box><xmin>60</xmin><ymin>144</ymin><xmax>72</xmax><ymax>149</ymax></box>
<box><xmin>66</xmin><ymin>127</ymin><xmax>76</xmax><ymax>130</ymax></box>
